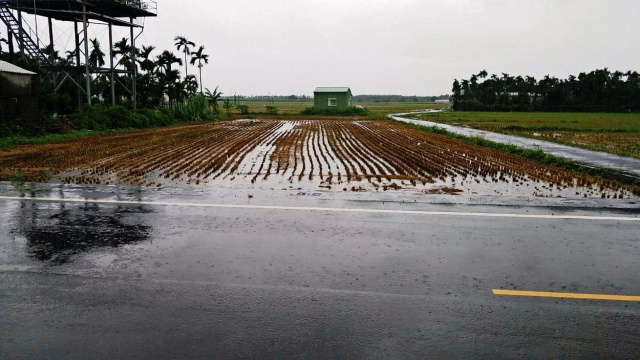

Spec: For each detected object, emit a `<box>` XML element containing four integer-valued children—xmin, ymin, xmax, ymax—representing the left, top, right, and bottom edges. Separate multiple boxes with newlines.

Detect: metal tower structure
<box><xmin>0</xmin><ymin>0</ymin><xmax>157</xmax><ymax>109</ymax></box>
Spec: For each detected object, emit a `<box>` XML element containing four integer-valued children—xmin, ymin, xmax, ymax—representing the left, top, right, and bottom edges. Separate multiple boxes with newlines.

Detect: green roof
<box><xmin>314</xmin><ymin>87</ymin><xmax>351</xmax><ymax>93</ymax></box>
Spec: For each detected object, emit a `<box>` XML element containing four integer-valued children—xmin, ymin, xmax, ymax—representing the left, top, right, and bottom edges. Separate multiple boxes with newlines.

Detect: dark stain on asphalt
<box><xmin>11</xmin><ymin>201</ymin><xmax>151</xmax><ymax>265</ymax></box>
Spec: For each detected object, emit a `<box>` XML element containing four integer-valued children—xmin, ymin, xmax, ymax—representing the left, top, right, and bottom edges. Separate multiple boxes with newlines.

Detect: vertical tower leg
<box><xmin>48</xmin><ymin>17</ymin><xmax>56</xmax><ymax>88</ymax></box>
<box><xmin>48</xmin><ymin>18</ymin><xmax>54</xmax><ymax>61</ymax></box>
<box><xmin>130</xmin><ymin>18</ymin><xmax>137</xmax><ymax>110</ymax></box>
<box><xmin>82</xmin><ymin>5</ymin><xmax>91</xmax><ymax>105</ymax></box>
<box><xmin>17</xmin><ymin>8</ymin><xmax>24</xmax><ymax>53</ymax></box>
<box><xmin>109</xmin><ymin>23</ymin><xmax>115</xmax><ymax>106</ymax></box>
<box><xmin>7</xmin><ymin>24</ymin><xmax>14</xmax><ymax>61</ymax></box>
<box><xmin>74</xmin><ymin>22</ymin><xmax>82</xmax><ymax>107</ymax></box>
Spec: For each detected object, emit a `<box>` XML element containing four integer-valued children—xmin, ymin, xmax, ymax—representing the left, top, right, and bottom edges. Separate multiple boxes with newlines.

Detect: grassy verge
<box><xmin>408</xmin><ymin>111</ymin><xmax>640</xmax><ymax>131</ymax></box>
<box><xmin>407</xmin><ymin>111</ymin><xmax>640</xmax><ymax>159</ymax></box>
<box><xmin>0</xmin><ymin>129</ymin><xmax>129</xmax><ymax>148</ymax></box>
<box><xmin>482</xmin><ymin>130</ymin><xmax>640</xmax><ymax>160</ymax></box>
<box><xmin>394</xmin><ymin>119</ymin><xmax>640</xmax><ymax>187</ymax></box>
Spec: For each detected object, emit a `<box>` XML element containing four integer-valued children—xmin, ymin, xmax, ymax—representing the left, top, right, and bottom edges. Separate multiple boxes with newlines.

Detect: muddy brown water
<box><xmin>1</xmin><ymin>119</ymin><xmax>638</xmax><ymax>199</ymax></box>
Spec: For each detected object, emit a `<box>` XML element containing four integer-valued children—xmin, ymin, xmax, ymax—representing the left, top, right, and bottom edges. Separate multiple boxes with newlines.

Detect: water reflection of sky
<box><xmin>11</xmin><ymin>201</ymin><xmax>152</xmax><ymax>265</ymax></box>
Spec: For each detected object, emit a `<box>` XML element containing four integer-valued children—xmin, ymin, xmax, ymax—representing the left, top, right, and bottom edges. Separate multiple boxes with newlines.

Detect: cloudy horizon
<box><xmin>15</xmin><ymin>0</ymin><xmax>640</xmax><ymax>96</ymax></box>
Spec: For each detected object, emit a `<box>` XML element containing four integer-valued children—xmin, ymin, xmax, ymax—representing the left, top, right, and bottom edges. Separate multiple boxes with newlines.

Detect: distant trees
<box><xmin>99</xmin><ymin>35</ymin><xmax>211</xmax><ymax>108</ymax></box>
<box><xmin>1</xmin><ymin>32</ymin><xmax>216</xmax><ymax>112</ymax></box>
<box><xmin>452</xmin><ymin>69</ymin><xmax>640</xmax><ymax>112</ymax></box>
<box><xmin>352</xmin><ymin>94</ymin><xmax>450</xmax><ymax>103</ymax></box>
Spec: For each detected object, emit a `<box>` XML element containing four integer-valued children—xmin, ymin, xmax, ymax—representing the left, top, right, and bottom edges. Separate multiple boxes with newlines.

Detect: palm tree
<box><xmin>156</xmin><ymin>51</ymin><xmax>183</xmax><ymax>106</ymax></box>
<box><xmin>41</xmin><ymin>44</ymin><xmax>60</xmax><ymax>62</ymax></box>
<box><xmin>89</xmin><ymin>38</ymin><xmax>106</xmax><ymax>67</ymax></box>
<box><xmin>156</xmin><ymin>50</ymin><xmax>182</xmax><ymax>72</ymax></box>
<box><xmin>174</xmin><ymin>78</ymin><xmax>187</xmax><ymax>103</ymax></box>
<box><xmin>190</xmin><ymin>45</ymin><xmax>209</xmax><ymax>93</ymax></box>
<box><xmin>161</xmin><ymin>68</ymin><xmax>182</xmax><ymax>106</ymax></box>
<box><xmin>137</xmin><ymin>45</ymin><xmax>156</xmax><ymax>73</ymax></box>
<box><xmin>174</xmin><ymin>36</ymin><xmax>195</xmax><ymax>78</ymax></box>
<box><xmin>113</xmin><ymin>38</ymin><xmax>132</xmax><ymax>70</ymax></box>
<box><xmin>183</xmin><ymin>74</ymin><xmax>199</xmax><ymax>97</ymax></box>
<box><xmin>65</xmin><ymin>49</ymin><xmax>77</xmax><ymax>63</ymax></box>
<box><xmin>205</xmin><ymin>86</ymin><xmax>223</xmax><ymax>112</ymax></box>
<box><xmin>134</xmin><ymin>45</ymin><xmax>158</xmax><ymax>107</ymax></box>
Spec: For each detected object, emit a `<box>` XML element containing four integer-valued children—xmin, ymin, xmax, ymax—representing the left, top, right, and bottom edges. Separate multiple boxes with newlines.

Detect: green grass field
<box><xmin>409</xmin><ymin>111</ymin><xmax>640</xmax><ymax>159</ymax></box>
<box><xmin>410</xmin><ymin>111</ymin><xmax>640</xmax><ymax>131</ymax></box>
<box><xmin>0</xmin><ymin>129</ymin><xmax>128</xmax><ymax>148</ymax></box>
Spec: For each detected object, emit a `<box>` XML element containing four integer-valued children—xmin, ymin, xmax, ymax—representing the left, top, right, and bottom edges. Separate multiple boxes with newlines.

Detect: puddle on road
<box><xmin>4</xmin><ymin>200</ymin><xmax>151</xmax><ymax>268</ymax></box>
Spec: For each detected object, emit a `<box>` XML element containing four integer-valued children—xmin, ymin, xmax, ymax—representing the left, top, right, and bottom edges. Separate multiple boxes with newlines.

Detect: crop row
<box><xmin>0</xmin><ymin>119</ymin><xmax>638</xmax><ymax>197</ymax></box>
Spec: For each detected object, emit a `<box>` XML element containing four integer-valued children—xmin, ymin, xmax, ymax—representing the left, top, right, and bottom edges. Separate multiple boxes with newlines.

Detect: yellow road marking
<box><xmin>493</xmin><ymin>289</ymin><xmax>640</xmax><ymax>302</ymax></box>
<box><xmin>0</xmin><ymin>196</ymin><xmax>639</xmax><ymax>222</ymax></box>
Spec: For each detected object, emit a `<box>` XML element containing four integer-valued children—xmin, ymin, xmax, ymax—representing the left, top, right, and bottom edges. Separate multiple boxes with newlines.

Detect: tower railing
<box><xmin>114</xmin><ymin>0</ymin><xmax>157</xmax><ymax>15</ymax></box>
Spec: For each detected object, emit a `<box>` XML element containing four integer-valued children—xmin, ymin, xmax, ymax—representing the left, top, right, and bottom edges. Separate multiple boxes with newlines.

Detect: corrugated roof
<box><xmin>0</xmin><ymin>61</ymin><xmax>37</xmax><ymax>75</ymax></box>
<box><xmin>314</xmin><ymin>86</ymin><xmax>351</xmax><ymax>93</ymax></box>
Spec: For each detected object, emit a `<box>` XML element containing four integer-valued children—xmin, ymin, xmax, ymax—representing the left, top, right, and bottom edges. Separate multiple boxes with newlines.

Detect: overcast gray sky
<box><xmin>123</xmin><ymin>0</ymin><xmax>638</xmax><ymax>96</ymax></box>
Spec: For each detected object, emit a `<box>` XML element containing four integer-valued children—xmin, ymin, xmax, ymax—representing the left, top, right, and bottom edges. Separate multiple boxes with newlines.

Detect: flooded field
<box><xmin>1</xmin><ymin>119</ymin><xmax>638</xmax><ymax>198</ymax></box>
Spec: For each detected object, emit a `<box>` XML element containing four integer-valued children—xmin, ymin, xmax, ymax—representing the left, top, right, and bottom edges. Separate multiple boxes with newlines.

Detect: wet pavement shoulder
<box><xmin>391</xmin><ymin>112</ymin><xmax>640</xmax><ymax>177</ymax></box>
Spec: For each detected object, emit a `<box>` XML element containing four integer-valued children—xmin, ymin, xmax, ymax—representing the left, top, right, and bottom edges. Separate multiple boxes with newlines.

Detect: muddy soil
<box><xmin>1</xmin><ymin>119</ymin><xmax>638</xmax><ymax>199</ymax></box>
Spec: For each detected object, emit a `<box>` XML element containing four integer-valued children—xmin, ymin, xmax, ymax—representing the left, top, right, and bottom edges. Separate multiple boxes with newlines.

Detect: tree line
<box><xmin>353</xmin><ymin>95</ymin><xmax>450</xmax><ymax>103</ymax></box>
<box><xmin>1</xmin><ymin>33</ymin><xmax>225</xmax><ymax>135</ymax></box>
<box><xmin>215</xmin><ymin>94</ymin><xmax>451</xmax><ymax>103</ymax></box>
<box><xmin>452</xmin><ymin>69</ymin><xmax>640</xmax><ymax>112</ymax></box>
<box><xmin>1</xmin><ymin>33</ymin><xmax>217</xmax><ymax>113</ymax></box>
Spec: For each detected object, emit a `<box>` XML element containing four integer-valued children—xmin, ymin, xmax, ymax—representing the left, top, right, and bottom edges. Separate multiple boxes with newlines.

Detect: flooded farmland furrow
<box><xmin>272</xmin><ymin>127</ymin><xmax>296</xmax><ymax>176</ymax></box>
<box><xmin>325</xmin><ymin>122</ymin><xmax>356</xmax><ymax>182</ymax></box>
<box><xmin>355</xmin><ymin>122</ymin><xmax>436</xmax><ymax>182</ymax></box>
<box><xmin>333</xmin><ymin>124</ymin><xmax>368</xmax><ymax>181</ymax></box>
<box><xmin>314</xmin><ymin>124</ymin><xmax>331</xmax><ymax>177</ymax></box>
<box><xmin>1</xmin><ymin>118</ymin><xmax>638</xmax><ymax>198</ymax></box>
<box><xmin>308</xmin><ymin>124</ymin><xmax>323</xmax><ymax>180</ymax></box>
<box><xmin>342</xmin><ymin>122</ymin><xmax>398</xmax><ymax>181</ymax></box>
<box><xmin>319</xmin><ymin>123</ymin><xmax>345</xmax><ymax>177</ymax></box>
<box><xmin>333</xmin><ymin>123</ymin><xmax>375</xmax><ymax>179</ymax></box>
<box><xmin>214</xmin><ymin>120</ymin><xmax>282</xmax><ymax>179</ymax></box>
<box><xmin>209</xmin><ymin>122</ymin><xmax>278</xmax><ymax>179</ymax></box>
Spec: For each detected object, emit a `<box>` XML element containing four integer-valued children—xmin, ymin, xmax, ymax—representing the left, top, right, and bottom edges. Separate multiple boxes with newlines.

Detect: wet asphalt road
<box><xmin>392</xmin><ymin>113</ymin><xmax>640</xmax><ymax>177</ymax></box>
<box><xmin>1</xmin><ymin>183</ymin><xmax>640</xmax><ymax>359</ymax></box>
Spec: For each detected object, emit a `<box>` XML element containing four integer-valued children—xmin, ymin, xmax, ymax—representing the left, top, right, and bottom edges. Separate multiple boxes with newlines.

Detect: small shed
<box><xmin>314</xmin><ymin>87</ymin><xmax>352</xmax><ymax>111</ymax></box>
<box><xmin>0</xmin><ymin>60</ymin><xmax>39</xmax><ymax>125</ymax></box>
